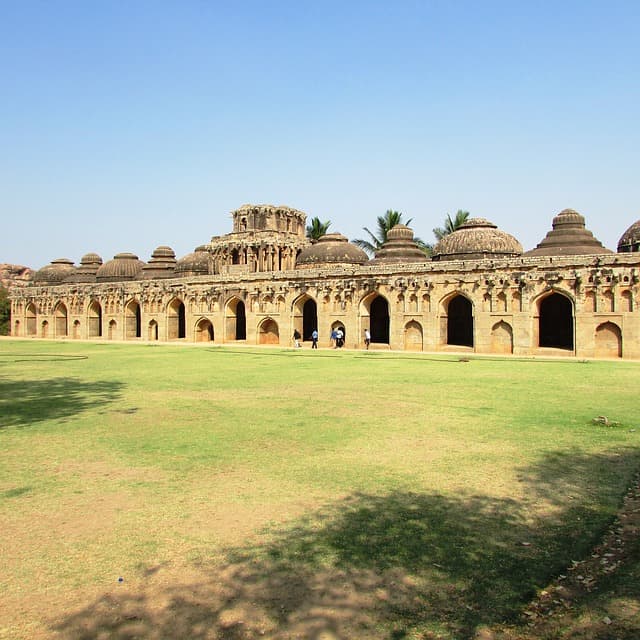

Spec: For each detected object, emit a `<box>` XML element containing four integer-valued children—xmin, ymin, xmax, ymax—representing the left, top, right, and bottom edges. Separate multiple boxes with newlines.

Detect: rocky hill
<box><xmin>0</xmin><ymin>263</ymin><xmax>33</xmax><ymax>291</ymax></box>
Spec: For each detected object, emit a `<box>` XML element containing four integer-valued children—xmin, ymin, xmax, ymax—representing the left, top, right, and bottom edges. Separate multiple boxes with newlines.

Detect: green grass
<box><xmin>0</xmin><ymin>340</ymin><xmax>639</xmax><ymax>639</ymax></box>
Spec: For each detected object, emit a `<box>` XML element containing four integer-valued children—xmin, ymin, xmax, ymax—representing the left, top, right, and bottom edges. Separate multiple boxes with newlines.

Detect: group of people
<box><xmin>292</xmin><ymin>328</ymin><xmax>372</xmax><ymax>349</ymax></box>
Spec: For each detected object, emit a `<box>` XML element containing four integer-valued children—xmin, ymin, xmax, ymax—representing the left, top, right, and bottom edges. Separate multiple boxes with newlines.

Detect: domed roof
<box><xmin>525</xmin><ymin>209</ymin><xmax>612</xmax><ymax>256</ymax></box>
<box><xmin>33</xmin><ymin>258</ymin><xmax>76</xmax><ymax>284</ymax></box>
<box><xmin>296</xmin><ymin>233</ymin><xmax>368</xmax><ymax>268</ymax></box>
<box><xmin>64</xmin><ymin>253</ymin><xmax>103</xmax><ymax>283</ymax></box>
<box><xmin>432</xmin><ymin>218</ymin><xmax>523</xmax><ymax>261</ymax></box>
<box><xmin>96</xmin><ymin>253</ymin><xmax>145</xmax><ymax>282</ymax></box>
<box><xmin>617</xmin><ymin>219</ymin><xmax>640</xmax><ymax>253</ymax></box>
<box><xmin>141</xmin><ymin>246</ymin><xmax>177</xmax><ymax>279</ymax></box>
<box><xmin>370</xmin><ymin>225</ymin><xmax>427</xmax><ymax>264</ymax></box>
<box><xmin>174</xmin><ymin>245</ymin><xmax>210</xmax><ymax>276</ymax></box>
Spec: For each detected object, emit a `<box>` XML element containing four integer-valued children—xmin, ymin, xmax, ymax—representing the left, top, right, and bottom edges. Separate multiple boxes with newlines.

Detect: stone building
<box><xmin>10</xmin><ymin>204</ymin><xmax>640</xmax><ymax>359</ymax></box>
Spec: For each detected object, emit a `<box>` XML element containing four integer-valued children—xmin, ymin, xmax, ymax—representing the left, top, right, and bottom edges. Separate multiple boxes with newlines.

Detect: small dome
<box><xmin>65</xmin><ymin>253</ymin><xmax>103</xmax><ymax>283</ymax></box>
<box><xmin>174</xmin><ymin>245</ymin><xmax>210</xmax><ymax>276</ymax></box>
<box><xmin>617</xmin><ymin>219</ymin><xmax>640</xmax><ymax>253</ymax></box>
<box><xmin>525</xmin><ymin>209</ymin><xmax>612</xmax><ymax>256</ymax></box>
<box><xmin>370</xmin><ymin>225</ymin><xmax>427</xmax><ymax>264</ymax></box>
<box><xmin>432</xmin><ymin>218</ymin><xmax>523</xmax><ymax>261</ymax></box>
<box><xmin>96</xmin><ymin>253</ymin><xmax>145</xmax><ymax>282</ymax></box>
<box><xmin>296</xmin><ymin>233</ymin><xmax>368</xmax><ymax>268</ymax></box>
<box><xmin>141</xmin><ymin>246</ymin><xmax>177</xmax><ymax>279</ymax></box>
<box><xmin>33</xmin><ymin>258</ymin><xmax>76</xmax><ymax>284</ymax></box>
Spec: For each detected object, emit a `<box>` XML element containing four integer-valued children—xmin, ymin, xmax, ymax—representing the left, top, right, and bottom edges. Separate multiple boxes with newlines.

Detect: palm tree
<box><xmin>306</xmin><ymin>217</ymin><xmax>331</xmax><ymax>241</ymax></box>
<box><xmin>353</xmin><ymin>210</ymin><xmax>413</xmax><ymax>256</ymax></box>
<box><xmin>433</xmin><ymin>210</ymin><xmax>470</xmax><ymax>241</ymax></box>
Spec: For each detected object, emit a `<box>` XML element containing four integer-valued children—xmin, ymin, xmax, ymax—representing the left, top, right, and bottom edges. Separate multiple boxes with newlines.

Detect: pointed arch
<box><xmin>595</xmin><ymin>322</ymin><xmax>622</xmax><ymax>358</ymax></box>
<box><xmin>404</xmin><ymin>320</ymin><xmax>423</xmax><ymax>351</ymax></box>
<box><xmin>225</xmin><ymin>297</ymin><xmax>246</xmax><ymax>340</ymax></box>
<box><xmin>148</xmin><ymin>319</ymin><xmax>159</xmax><ymax>341</ymax></box>
<box><xmin>441</xmin><ymin>294</ymin><xmax>474</xmax><ymax>347</ymax></box>
<box><xmin>26</xmin><ymin>303</ymin><xmax>37</xmax><ymax>336</ymax></box>
<box><xmin>125</xmin><ymin>299</ymin><xmax>142</xmax><ymax>339</ymax></box>
<box><xmin>537</xmin><ymin>292</ymin><xmax>574</xmax><ymax>350</ymax></box>
<box><xmin>360</xmin><ymin>293</ymin><xmax>390</xmax><ymax>344</ymax></box>
<box><xmin>195</xmin><ymin>317</ymin><xmax>214</xmax><ymax>342</ymax></box>
<box><xmin>167</xmin><ymin>297</ymin><xmax>186</xmax><ymax>339</ymax></box>
<box><xmin>491</xmin><ymin>320</ymin><xmax>513</xmax><ymax>354</ymax></box>
<box><xmin>292</xmin><ymin>293</ymin><xmax>318</xmax><ymax>341</ymax></box>
<box><xmin>258</xmin><ymin>317</ymin><xmax>279</xmax><ymax>344</ymax></box>
<box><xmin>54</xmin><ymin>302</ymin><xmax>68</xmax><ymax>337</ymax></box>
<box><xmin>88</xmin><ymin>300</ymin><xmax>102</xmax><ymax>338</ymax></box>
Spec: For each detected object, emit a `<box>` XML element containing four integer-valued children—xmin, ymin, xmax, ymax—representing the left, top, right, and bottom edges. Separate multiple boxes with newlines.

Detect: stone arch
<box><xmin>497</xmin><ymin>291</ymin><xmax>507</xmax><ymax>312</ymax></box>
<box><xmin>584</xmin><ymin>291</ymin><xmax>596</xmax><ymax>312</ymax></box>
<box><xmin>602</xmin><ymin>290</ymin><xmax>614</xmax><ymax>313</ymax></box>
<box><xmin>491</xmin><ymin>320</ymin><xmax>513</xmax><ymax>354</ymax></box>
<box><xmin>26</xmin><ymin>303</ymin><xmax>37</xmax><ymax>336</ymax></box>
<box><xmin>108</xmin><ymin>319</ymin><xmax>117</xmax><ymax>340</ymax></box>
<box><xmin>41</xmin><ymin>319</ymin><xmax>49</xmax><ymax>338</ymax></box>
<box><xmin>595</xmin><ymin>322</ymin><xmax>622</xmax><ymax>358</ymax></box>
<box><xmin>54</xmin><ymin>302</ymin><xmax>68</xmax><ymax>337</ymax></box>
<box><xmin>195</xmin><ymin>317</ymin><xmax>214</xmax><ymax>342</ymax></box>
<box><xmin>404</xmin><ymin>320</ymin><xmax>423</xmax><ymax>351</ymax></box>
<box><xmin>621</xmin><ymin>289</ymin><xmax>632</xmax><ymax>312</ymax></box>
<box><xmin>88</xmin><ymin>300</ymin><xmax>102</xmax><ymax>338</ymax></box>
<box><xmin>167</xmin><ymin>297</ymin><xmax>186</xmax><ymax>339</ymax></box>
<box><xmin>72</xmin><ymin>319</ymin><xmax>81</xmax><ymax>339</ymax></box>
<box><xmin>292</xmin><ymin>294</ymin><xmax>318</xmax><ymax>342</ymax></box>
<box><xmin>258</xmin><ymin>317</ymin><xmax>279</xmax><ymax>344</ymax></box>
<box><xmin>225</xmin><ymin>297</ymin><xmax>246</xmax><ymax>341</ymax></box>
<box><xmin>125</xmin><ymin>299</ymin><xmax>142</xmax><ymax>339</ymax></box>
<box><xmin>330</xmin><ymin>320</ymin><xmax>346</xmax><ymax>345</ymax></box>
<box><xmin>148</xmin><ymin>320</ymin><xmax>159</xmax><ymax>341</ymax></box>
<box><xmin>441</xmin><ymin>294</ymin><xmax>474</xmax><ymax>347</ymax></box>
<box><xmin>537</xmin><ymin>291</ymin><xmax>574</xmax><ymax>350</ymax></box>
<box><xmin>13</xmin><ymin>319</ymin><xmax>20</xmax><ymax>336</ymax></box>
<box><xmin>360</xmin><ymin>293</ymin><xmax>390</xmax><ymax>344</ymax></box>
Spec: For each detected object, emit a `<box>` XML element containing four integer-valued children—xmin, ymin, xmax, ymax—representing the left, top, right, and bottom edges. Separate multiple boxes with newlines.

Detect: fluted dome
<box><xmin>65</xmin><ymin>253</ymin><xmax>103</xmax><ymax>283</ymax></box>
<box><xmin>296</xmin><ymin>233</ymin><xmax>368</xmax><ymax>268</ymax></box>
<box><xmin>95</xmin><ymin>253</ymin><xmax>145</xmax><ymax>282</ymax></box>
<box><xmin>432</xmin><ymin>218</ymin><xmax>523</xmax><ymax>261</ymax></box>
<box><xmin>525</xmin><ymin>209</ymin><xmax>612</xmax><ymax>256</ymax></box>
<box><xmin>33</xmin><ymin>258</ymin><xmax>76</xmax><ymax>284</ymax></box>
<box><xmin>617</xmin><ymin>219</ymin><xmax>640</xmax><ymax>253</ymax></box>
<box><xmin>369</xmin><ymin>225</ymin><xmax>427</xmax><ymax>264</ymax></box>
<box><xmin>141</xmin><ymin>246</ymin><xmax>177</xmax><ymax>279</ymax></box>
<box><xmin>174</xmin><ymin>245</ymin><xmax>210</xmax><ymax>276</ymax></box>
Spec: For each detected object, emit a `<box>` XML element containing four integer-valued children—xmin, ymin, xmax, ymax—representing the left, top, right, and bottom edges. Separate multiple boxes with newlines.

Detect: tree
<box><xmin>433</xmin><ymin>210</ymin><xmax>470</xmax><ymax>241</ymax></box>
<box><xmin>0</xmin><ymin>286</ymin><xmax>10</xmax><ymax>335</ymax></box>
<box><xmin>353</xmin><ymin>210</ymin><xmax>413</xmax><ymax>256</ymax></box>
<box><xmin>306</xmin><ymin>217</ymin><xmax>331</xmax><ymax>241</ymax></box>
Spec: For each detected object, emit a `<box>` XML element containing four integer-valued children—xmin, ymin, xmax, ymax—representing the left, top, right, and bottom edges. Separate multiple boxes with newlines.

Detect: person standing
<box><xmin>311</xmin><ymin>329</ymin><xmax>318</xmax><ymax>349</ymax></box>
<box><xmin>364</xmin><ymin>328</ymin><xmax>371</xmax><ymax>350</ymax></box>
<box><xmin>293</xmin><ymin>329</ymin><xmax>301</xmax><ymax>348</ymax></box>
<box><xmin>335</xmin><ymin>327</ymin><xmax>344</xmax><ymax>348</ymax></box>
<box><xmin>330</xmin><ymin>328</ymin><xmax>338</xmax><ymax>348</ymax></box>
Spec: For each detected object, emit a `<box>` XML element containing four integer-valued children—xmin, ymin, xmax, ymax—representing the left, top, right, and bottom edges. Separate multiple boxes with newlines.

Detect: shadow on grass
<box><xmin>0</xmin><ymin>377</ymin><xmax>124</xmax><ymax>429</ymax></box>
<box><xmin>52</xmin><ymin>449</ymin><xmax>640</xmax><ymax>640</ymax></box>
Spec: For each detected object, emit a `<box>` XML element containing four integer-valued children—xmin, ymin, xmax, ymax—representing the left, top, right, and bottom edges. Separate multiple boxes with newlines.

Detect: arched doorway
<box><xmin>72</xmin><ymin>320</ymin><xmax>81</xmax><ymax>339</ymax></box>
<box><xmin>13</xmin><ymin>320</ymin><xmax>20</xmax><ymax>336</ymax></box>
<box><xmin>148</xmin><ymin>320</ymin><xmax>159</xmax><ymax>341</ymax></box>
<box><xmin>88</xmin><ymin>300</ymin><xmax>102</xmax><ymax>337</ymax></box>
<box><xmin>370</xmin><ymin>295</ymin><xmax>390</xmax><ymax>344</ymax></box>
<box><xmin>26</xmin><ymin>303</ymin><xmax>37</xmax><ymax>336</ymax></box>
<box><xmin>54</xmin><ymin>303</ymin><xmax>68</xmax><ymax>337</ymax></box>
<box><xmin>195</xmin><ymin>318</ymin><xmax>214</xmax><ymax>342</ymax></box>
<box><xmin>41</xmin><ymin>320</ymin><xmax>49</xmax><ymax>338</ymax></box>
<box><xmin>491</xmin><ymin>320</ymin><xmax>513</xmax><ymax>354</ymax></box>
<box><xmin>125</xmin><ymin>300</ymin><xmax>142</xmax><ymax>339</ymax></box>
<box><xmin>446</xmin><ymin>295</ymin><xmax>473</xmax><ymax>347</ymax></box>
<box><xmin>539</xmin><ymin>293</ymin><xmax>573</xmax><ymax>349</ymax></box>
<box><xmin>302</xmin><ymin>298</ymin><xmax>318</xmax><ymax>341</ymax></box>
<box><xmin>168</xmin><ymin>298</ymin><xmax>186</xmax><ymax>339</ymax></box>
<box><xmin>404</xmin><ymin>321</ymin><xmax>423</xmax><ymax>351</ymax></box>
<box><xmin>595</xmin><ymin>322</ymin><xmax>622</xmax><ymax>358</ymax></box>
<box><xmin>225</xmin><ymin>298</ymin><xmax>246</xmax><ymax>341</ymax></box>
<box><xmin>258</xmin><ymin>318</ymin><xmax>279</xmax><ymax>344</ymax></box>
<box><xmin>108</xmin><ymin>319</ymin><xmax>117</xmax><ymax>340</ymax></box>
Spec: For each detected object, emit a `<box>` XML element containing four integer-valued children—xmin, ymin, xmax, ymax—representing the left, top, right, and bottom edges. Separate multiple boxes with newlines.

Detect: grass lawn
<box><xmin>0</xmin><ymin>339</ymin><xmax>639</xmax><ymax>639</ymax></box>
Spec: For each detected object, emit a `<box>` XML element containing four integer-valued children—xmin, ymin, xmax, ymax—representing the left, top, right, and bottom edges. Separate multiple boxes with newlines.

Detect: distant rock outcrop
<box><xmin>0</xmin><ymin>263</ymin><xmax>33</xmax><ymax>290</ymax></box>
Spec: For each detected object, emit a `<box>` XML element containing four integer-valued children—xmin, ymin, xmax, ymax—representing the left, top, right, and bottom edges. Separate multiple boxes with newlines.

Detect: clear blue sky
<box><xmin>2</xmin><ymin>1</ymin><xmax>639</xmax><ymax>268</ymax></box>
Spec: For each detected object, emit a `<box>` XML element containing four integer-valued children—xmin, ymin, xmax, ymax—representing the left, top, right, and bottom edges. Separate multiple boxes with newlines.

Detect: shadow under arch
<box><xmin>440</xmin><ymin>292</ymin><xmax>474</xmax><ymax>347</ymax></box>
<box><xmin>292</xmin><ymin>293</ymin><xmax>318</xmax><ymax>342</ymax></box>
<box><xmin>258</xmin><ymin>317</ymin><xmax>279</xmax><ymax>345</ymax></box>
<box><xmin>224</xmin><ymin>296</ymin><xmax>246</xmax><ymax>341</ymax></box>
<box><xmin>167</xmin><ymin>297</ymin><xmax>186</xmax><ymax>340</ymax></box>
<box><xmin>360</xmin><ymin>292</ymin><xmax>390</xmax><ymax>344</ymax></box>
<box><xmin>534</xmin><ymin>290</ymin><xmax>574</xmax><ymax>350</ymax></box>
<box><xmin>194</xmin><ymin>317</ymin><xmax>214</xmax><ymax>342</ymax></box>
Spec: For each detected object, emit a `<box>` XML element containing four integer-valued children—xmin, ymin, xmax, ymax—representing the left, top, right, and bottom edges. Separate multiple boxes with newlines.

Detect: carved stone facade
<box><xmin>10</xmin><ymin>204</ymin><xmax>640</xmax><ymax>359</ymax></box>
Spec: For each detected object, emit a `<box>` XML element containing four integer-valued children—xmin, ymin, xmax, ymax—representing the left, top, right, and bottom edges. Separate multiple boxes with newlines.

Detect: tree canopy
<box><xmin>0</xmin><ymin>286</ymin><xmax>10</xmax><ymax>335</ymax></box>
<box><xmin>306</xmin><ymin>217</ymin><xmax>332</xmax><ymax>241</ymax></box>
<box><xmin>433</xmin><ymin>210</ymin><xmax>470</xmax><ymax>241</ymax></box>
<box><xmin>353</xmin><ymin>210</ymin><xmax>414</xmax><ymax>256</ymax></box>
